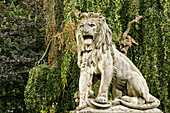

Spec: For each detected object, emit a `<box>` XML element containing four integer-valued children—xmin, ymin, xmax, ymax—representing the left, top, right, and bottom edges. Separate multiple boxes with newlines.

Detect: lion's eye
<box><xmin>80</xmin><ymin>24</ymin><xmax>84</xmax><ymax>28</ymax></box>
<box><xmin>89</xmin><ymin>23</ymin><xmax>95</xmax><ymax>27</ymax></box>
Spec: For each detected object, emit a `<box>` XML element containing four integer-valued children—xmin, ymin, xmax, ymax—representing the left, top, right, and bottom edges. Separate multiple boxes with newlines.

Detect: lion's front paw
<box><xmin>76</xmin><ymin>103</ymin><xmax>87</xmax><ymax>111</ymax></box>
<box><xmin>96</xmin><ymin>93</ymin><xmax>108</xmax><ymax>103</ymax></box>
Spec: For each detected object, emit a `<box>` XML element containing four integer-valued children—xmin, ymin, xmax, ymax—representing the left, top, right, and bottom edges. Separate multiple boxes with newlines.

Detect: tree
<box><xmin>1</xmin><ymin>0</ymin><xmax>169</xmax><ymax>112</ymax></box>
<box><xmin>0</xmin><ymin>0</ymin><xmax>46</xmax><ymax>112</ymax></box>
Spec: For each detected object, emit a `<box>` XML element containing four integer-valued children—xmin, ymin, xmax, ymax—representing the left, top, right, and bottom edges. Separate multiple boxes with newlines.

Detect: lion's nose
<box><xmin>83</xmin><ymin>28</ymin><xmax>89</xmax><ymax>33</ymax></box>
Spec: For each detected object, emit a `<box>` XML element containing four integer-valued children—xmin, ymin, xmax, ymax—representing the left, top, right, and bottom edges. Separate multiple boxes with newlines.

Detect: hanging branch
<box><xmin>37</xmin><ymin>33</ymin><xmax>62</xmax><ymax>64</ymax></box>
<box><xmin>122</xmin><ymin>16</ymin><xmax>142</xmax><ymax>38</ymax></box>
<box><xmin>120</xmin><ymin>16</ymin><xmax>142</xmax><ymax>56</ymax></box>
<box><xmin>37</xmin><ymin>9</ymin><xmax>79</xmax><ymax>65</ymax></box>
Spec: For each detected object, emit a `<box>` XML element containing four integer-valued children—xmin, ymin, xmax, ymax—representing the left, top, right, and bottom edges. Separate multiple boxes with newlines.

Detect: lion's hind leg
<box><xmin>111</xmin><ymin>80</ymin><xmax>122</xmax><ymax>99</ymax></box>
<box><xmin>127</xmin><ymin>72</ymin><xmax>150</xmax><ymax>102</ymax></box>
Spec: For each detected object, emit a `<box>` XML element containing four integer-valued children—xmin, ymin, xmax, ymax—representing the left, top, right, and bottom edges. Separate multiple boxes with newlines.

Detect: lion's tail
<box><xmin>119</xmin><ymin>97</ymin><xmax>160</xmax><ymax>110</ymax></box>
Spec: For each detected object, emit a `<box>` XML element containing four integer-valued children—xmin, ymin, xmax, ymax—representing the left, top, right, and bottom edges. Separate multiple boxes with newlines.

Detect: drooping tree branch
<box><xmin>37</xmin><ymin>9</ymin><xmax>78</xmax><ymax>65</ymax></box>
<box><xmin>123</xmin><ymin>16</ymin><xmax>142</xmax><ymax>38</ymax></box>
<box><xmin>120</xmin><ymin>16</ymin><xmax>142</xmax><ymax>56</ymax></box>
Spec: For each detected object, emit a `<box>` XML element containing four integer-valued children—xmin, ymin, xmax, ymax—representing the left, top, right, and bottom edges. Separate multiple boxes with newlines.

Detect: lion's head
<box><xmin>76</xmin><ymin>12</ymin><xmax>113</xmax><ymax>52</ymax></box>
<box><xmin>76</xmin><ymin>12</ymin><xmax>114</xmax><ymax>68</ymax></box>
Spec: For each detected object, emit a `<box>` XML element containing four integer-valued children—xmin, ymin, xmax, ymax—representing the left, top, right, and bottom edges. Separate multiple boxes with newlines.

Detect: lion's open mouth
<box><xmin>83</xmin><ymin>35</ymin><xmax>93</xmax><ymax>40</ymax></box>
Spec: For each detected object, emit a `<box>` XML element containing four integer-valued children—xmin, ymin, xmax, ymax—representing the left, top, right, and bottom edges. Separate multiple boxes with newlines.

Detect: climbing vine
<box><xmin>1</xmin><ymin>0</ymin><xmax>168</xmax><ymax>112</ymax></box>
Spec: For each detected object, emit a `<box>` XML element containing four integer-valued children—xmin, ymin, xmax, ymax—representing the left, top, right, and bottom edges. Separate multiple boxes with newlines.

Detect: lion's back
<box><xmin>112</xmin><ymin>46</ymin><xmax>142</xmax><ymax>79</ymax></box>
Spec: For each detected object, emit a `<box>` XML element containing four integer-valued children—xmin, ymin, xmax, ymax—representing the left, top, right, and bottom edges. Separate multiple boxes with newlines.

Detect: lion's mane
<box><xmin>76</xmin><ymin>12</ymin><xmax>114</xmax><ymax>69</ymax></box>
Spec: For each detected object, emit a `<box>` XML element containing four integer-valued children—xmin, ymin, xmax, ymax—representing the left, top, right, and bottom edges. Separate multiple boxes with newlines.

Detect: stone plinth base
<box><xmin>76</xmin><ymin>105</ymin><xmax>162</xmax><ymax>113</ymax></box>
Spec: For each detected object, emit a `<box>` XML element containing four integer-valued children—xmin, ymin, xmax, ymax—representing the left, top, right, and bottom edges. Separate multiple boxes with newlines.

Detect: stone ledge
<box><xmin>76</xmin><ymin>105</ymin><xmax>162</xmax><ymax>113</ymax></box>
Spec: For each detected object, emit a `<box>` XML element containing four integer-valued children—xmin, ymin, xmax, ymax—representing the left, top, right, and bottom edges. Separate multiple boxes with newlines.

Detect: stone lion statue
<box><xmin>75</xmin><ymin>12</ymin><xmax>160</xmax><ymax>110</ymax></box>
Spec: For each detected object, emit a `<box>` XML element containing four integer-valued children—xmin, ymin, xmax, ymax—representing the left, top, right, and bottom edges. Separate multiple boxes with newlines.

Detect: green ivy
<box><xmin>24</xmin><ymin>64</ymin><xmax>61</xmax><ymax>112</ymax></box>
<box><xmin>1</xmin><ymin>0</ymin><xmax>169</xmax><ymax>112</ymax></box>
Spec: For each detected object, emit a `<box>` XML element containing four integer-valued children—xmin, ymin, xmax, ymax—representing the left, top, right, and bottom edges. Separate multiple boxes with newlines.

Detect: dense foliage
<box><xmin>0</xmin><ymin>0</ymin><xmax>169</xmax><ymax>113</ymax></box>
<box><xmin>0</xmin><ymin>0</ymin><xmax>46</xmax><ymax>112</ymax></box>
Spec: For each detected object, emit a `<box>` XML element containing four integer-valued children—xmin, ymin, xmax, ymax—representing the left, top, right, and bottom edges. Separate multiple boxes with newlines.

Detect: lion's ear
<box><xmin>74</xmin><ymin>10</ymin><xmax>81</xmax><ymax>19</ymax></box>
<box><xmin>74</xmin><ymin>10</ymin><xmax>81</xmax><ymax>23</ymax></box>
<box><xmin>78</xmin><ymin>12</ymin><xmax>88</xmax><ymax>21</ymax></box>
<box><xmin>98</xmin><ymin>15</ymin><xmax>105</xmax><ymax>25</ymax></box>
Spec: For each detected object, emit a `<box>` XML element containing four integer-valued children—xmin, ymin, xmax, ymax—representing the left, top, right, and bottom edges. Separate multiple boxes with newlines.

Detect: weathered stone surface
<box><xmin>77</xmin><ymin>105</ymin><xmax>162</xmax><ymax>113</ymax></box>
<box><xmin>74</xmin><ymin>12</ymin><xmax>161</xmax><ymax>112</ymax></box>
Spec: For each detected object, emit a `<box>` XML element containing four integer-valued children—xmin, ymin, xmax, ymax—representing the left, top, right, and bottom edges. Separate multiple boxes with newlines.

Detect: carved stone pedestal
<box><xmin>77</xmin><ymin>105</ymin><xmax>162</xmax><ymax>113</ymax></box>
<box><xmin>74</xmin><ymin>99</ymin><xmax>162</xmax><ymax>113</ymax></box>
